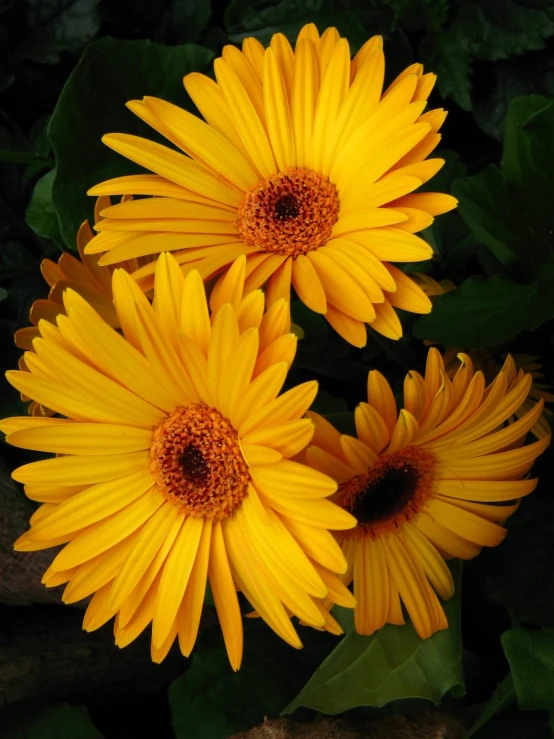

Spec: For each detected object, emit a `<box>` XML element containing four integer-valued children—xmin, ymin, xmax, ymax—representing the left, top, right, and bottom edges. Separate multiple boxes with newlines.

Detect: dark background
<box><xmin>2</xmin><ymin>1</ymin><xmax>554</xmax><ymax>737</ymax></box>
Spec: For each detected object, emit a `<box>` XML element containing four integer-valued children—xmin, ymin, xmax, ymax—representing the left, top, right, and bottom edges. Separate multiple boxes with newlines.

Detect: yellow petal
<box><xmin>177</xmin><ymin>519</ymin><xmax>212</xmax><ymax>657</ymax></box>
<box><xmin>101</xmin><ymin>133</ymin><xmax>242</xmax><ymax>207</ymax></box>
<box><xmin>291</xmin><ymin>254</ymin><xmax>327</xmax><ymax>313</ymax></box>
<box><xmin>27</xmin><ymin>471</ymin><xmax>154</xmax><ymax>541</ymax></box>
<box><xmin>13</xmin><ymin>451</ymin><xmax>150</xmax><ymax>486</ymax></box>
<box><xmin>152</xmin><ymin>515</ymin><xmax>204</xmax><ymax>648</ymax></box>
<box><xmin>243</xmin><ymin>418</ymin><xmax>314</xmax><ymax>459</ymax></box>
<box><xmin>109</xmin><ymin>501</ymin><xmax>182</xmax><ymax>611</ymax></box>
<box><xmin>214</xmin><ymin>58</ymin><xmax>277</xmax><ymax>178</ymax></box>
<box><xmin>353</xmin><ymin>537</ymin><xmax>389</xmax><ymax>635</ymax></box>
<box><xmin>325</xmin><ymin>305</ymin><xmax>368</xmax><ymax>348</ymax></box>
<box><xmin>263</xmin><ymin>48</ymin><xmax>295</xmax><ymax>170</ymax></box>
<box><xmin>291</xmin><ymin>38</ymin><xmax>319</xmax><ymax>168</ymax></box>
<box><xmin>209</xmin><ymin>521</ymin><xmax>243</xmax><ymax>670</ymax></box>
<box><xmin>50</xmin><ymin>488</ymin><xmax>163</xmax><ymax>570</ymax></box>
<box><xmin>6</xmin><ymin>423</ymin><xmax>152</xmax><ymax>456</ymax></box>
<box><xmin>141</xmin><ymin>96</ymin><xmax>259</xmax><ymax>191</ymax></box>
<box><xmin>424</xmin><ymin>498</ymin><xmax>507</xmax><ymax>548</ymax></box>
<box><xmin>239</xmin><ymin>380</ymin><xmax>317</xmax><ymax>436</ymax></box>
<box><xmin>180</xmin><ymin>269</ymin><xmax>211</xmax><ymax>357</ymax></box>
<box><xmin>250</xmin><ymin>459</ymin><xmax>336</xmax><ymax>500</ymax></box>
<box><xmin>354</xmin><ymin>402</ymin><xmax>390</xmax><ymax>454</ymax></box>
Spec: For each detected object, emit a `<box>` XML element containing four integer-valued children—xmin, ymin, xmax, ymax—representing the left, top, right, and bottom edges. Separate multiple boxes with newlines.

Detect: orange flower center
<box><xmin>150</xmin><ymin>404</ymin><xmax>250</xmax><ymax>520</ymax></box>
<box><xmin>337</xmin><ymin>446</ymin><xmax>436</xmax><ymax>539</ymax></box>
<box><xmin>237</xmin><ymin>168</ymin><xmax>340</xmax><ymax>257</ymax></box>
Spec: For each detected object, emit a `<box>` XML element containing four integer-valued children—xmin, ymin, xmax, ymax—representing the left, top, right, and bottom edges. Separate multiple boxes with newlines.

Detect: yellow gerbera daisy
<box><xmin>85</xmin><ymin>23</ymin><xmax>457</xmax><ymax>347</ymax></box>
<box><xmin>304</xmin><ymin>348</ymin><xmax>550</xmax><ymax>638</ymax></box>
<box><xmin>15</xmin><ymin>197</ymin><xmax>147</xmax><ymax>417</ymax></box>
<box><xmin>414</xmin><ymin>274</ymin><xmax>554</xmax><ymax>439</ymax></box>
<box><xmin>1</xmin><ymin>252</ymin><xmax>356</xmax><ymax>669</ymax></box>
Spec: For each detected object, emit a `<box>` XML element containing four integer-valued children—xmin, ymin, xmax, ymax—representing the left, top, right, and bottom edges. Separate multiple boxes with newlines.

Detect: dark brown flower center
<box><xmin>150</xmin><ymin>404</ymin><xmax>250</xmax><ymax>520</ymax></box>
<box><xmin>274</xmin><ymin>194</ymin><xmax>300</xmax><ymax>220</ymax></box>
<box><xmin>338</xmin><ymin>446</ymin><xmax>436</xmax><ymax>539</ymax></box>
<box><xmin>237</xmin><ymin>168</ymin><xmax>340</xmax><ymax>257</ymax></box>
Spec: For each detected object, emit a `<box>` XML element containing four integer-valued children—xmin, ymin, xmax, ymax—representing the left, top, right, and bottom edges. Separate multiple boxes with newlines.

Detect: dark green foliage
<box><xmin>48</xmin><ymin>39</ymin><xmax>213</xmax><ymax>248</ymax></box>
<box><xmin>1</xmin><ymin>0</ymin><xmax>554</xmax><ymax>736</ymax></box>
<box><xmin>0</xmin><ymin>701</ymin><xmax>104</xmax><ymax>738</ymax></box>
<box><xmin>484</xmin><ymin>491</ymin><xmax>554</xmax><ymax>628</ymax></box>
<box><xmin>169</xmin><ymin>623</ymin><xmax>339</xmax><ymax>738</ymax></box>
<box><xmin>225</xmin><ymin>0</ymin><xmax>393</xmax><ymax>49</ymax></box>
<box><xmin>502</xmin><ymin>629</ymin><xmax>554</xmax><ymax>712</ymax></box>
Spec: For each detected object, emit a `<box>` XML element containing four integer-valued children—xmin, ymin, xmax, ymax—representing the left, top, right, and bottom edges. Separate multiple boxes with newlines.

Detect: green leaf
<box><xmin>422</xmin><ymin>33</ymin><xmax>473</xmax><ymax>111</ymax></box>
<box><xmin>465</xmin><ymin>673</ymin><xmax>515</xmax><ymax>738</ymax></box>
<box><xmin>453</xmin><ymin>167</ymin><xmax>525</xmax><ymax>273</ymax></box>
<box><xmin>454</xmin><ymin>95</ymin><xmax>554</xmax><ymax>278</ymax></box>
<box><xmin>285</xmin><ymin>563</ymin><xmax>464</xmax><ymax>714</ymax></box>
<box><xmin>0</xmin><ymin>149</ymin><xmax>52</xmax><ymax>165</ymax></box>
<box><xmin>454</xmin><ymin>0</ymin><xmax>554</xmax><ymax>62</ymax></box>
<box><xmin>419</xmin><ymin>0</ymin><xmax>554</xmax><ymax>113</ymax></box>
<box><xmin>157</xmin><ymin>0</ymin><xmax>213</xmax><ymax>44</ymax></box>
<box><xmin>224</xmin><ymin>0</ymin><xmax>394</xmax><ymax>50</ymax></box>
<box><xmin>23</xmin><ymin>0</ymin><xmax>102</xmax><ymax>64</ymax></box>
<box><xmin>169</xmin><ymin>623</ymin><xmax>338</xmax><ymax>738</ymax></box>
<box><xmin>413</xmin><ymin>269</ymin><xmax>554</xmax><ymax>348</ymax></box>
<box><xmin>26</xmin><ymin>169</ymin><xmax>63</xmax><ymax>246</ymax></box>
<box><xmin>0</xmin><ymin>701</ymin><xmax>103</xmax><ymax>739</ymax></box>
<box><xmin>387</xmin><ymin>0</ymin><xmax>450</xmax><ymax>32</ymax></box>
<box><xmin>472</xmin><ymin>48</ymin><xmax>554</xmax><ymax>143</ymax></box>
<box><xmin>502</xmin><ymin>628</ymin><xmax>554</xmax><ymax>711</ymax></box>
<box><xmin>48</xmin><ymin>38</ymin><xmax>214</xmax><ymax>249</ymax></box>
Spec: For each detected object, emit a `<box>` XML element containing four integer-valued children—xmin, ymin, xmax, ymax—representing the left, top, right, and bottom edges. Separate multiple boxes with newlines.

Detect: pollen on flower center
<box><xmin>150</xmin><ymin>404</ymin><xmax>250</xmax><ymax>520</ymax></box>
<box><xmin>338</xmin><ymin>446</ymin><xmax>436</xmax><ymax>539</ymax></box>
<box><xmin>237</xmin><ymin>168</ymin><xmax>340</xmax><ymax>258</ymax></box>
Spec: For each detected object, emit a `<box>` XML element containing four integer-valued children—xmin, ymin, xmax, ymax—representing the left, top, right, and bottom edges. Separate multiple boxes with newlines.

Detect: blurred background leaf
<box><xmin>502</xmin><ymin>629</ymin><xmax>554</xmax><ymax>713</ymax></box>
<box><xmin>48</xmin><ymin>38</ymin><xmax>214</xmax><ymax>248</ymax></box>
<box><xmin>0</xmin><ymin>701</ymin><xmax>103</xmax><ymax>738</ymax></box>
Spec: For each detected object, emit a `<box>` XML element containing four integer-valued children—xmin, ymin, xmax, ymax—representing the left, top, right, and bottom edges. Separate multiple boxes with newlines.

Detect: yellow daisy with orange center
<box><xmin>1</xmin><ymin>253</ymin><xmax>357</xmax><ymax>669</ymax></box>
<box><xmin>85</xmin><ymin>23</ymin><xmax>456</xmax><ymax>347</ymax></box>
<box><xmin>305</xmin><ymin>348</ymin><xmax>550</xmax><ymax>638</ymax></box>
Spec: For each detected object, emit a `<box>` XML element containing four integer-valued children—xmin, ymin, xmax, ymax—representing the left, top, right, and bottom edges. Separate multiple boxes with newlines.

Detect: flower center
<box><xmin>237</xmin><ymin>168</ymin><xmax>340</xmax><ymax>257</ymax></box>
<box><xmin>337</xmin><ymin>446</ymin><xmax>436</xmax><ymax>539</ymax></box>
<box><xmin>150</xmin><ymin>404</ymin><xmax>250</xmax><ymax>520</ymax></box>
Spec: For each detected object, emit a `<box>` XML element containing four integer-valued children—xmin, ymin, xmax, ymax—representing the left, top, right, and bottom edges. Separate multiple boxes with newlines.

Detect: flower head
<box><xmin>86</xmin><ymin>24</ymin><xmax>456</xmax><ymax>347</ymax></box>
<box><xmin>1</xmin><ymin>253</ymin><xmax>356</xmax><ymax>669</ymax></box>
<box><xmin>305</xmin><ymin>348</ymin><xmax>550</xmax><ymax>638</ymax></box>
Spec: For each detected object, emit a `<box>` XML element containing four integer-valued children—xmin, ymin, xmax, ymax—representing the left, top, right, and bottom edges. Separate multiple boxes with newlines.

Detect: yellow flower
<box><xmin>414</xmin><ymin>274</ymin><xmax>554</xmax><ymax>439</ymax></box>
<box><xmin>1</xmin><ymin>253</ymin><xmax>356</xmax><ymax>669</ymax></box>
<box><xmin>304</xmin><ymin>348</ymin><xmax>550</xmax><ymax>638</ymax></box>
<box><xmin>15</xmin><ymin>197</ymin><xmax>146</xmax><ymax>417</ymax></box>
<box><xmin>86</xmin><ymin>24</ymin><xmax>456</xmax><ymax>348</ymax></box>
